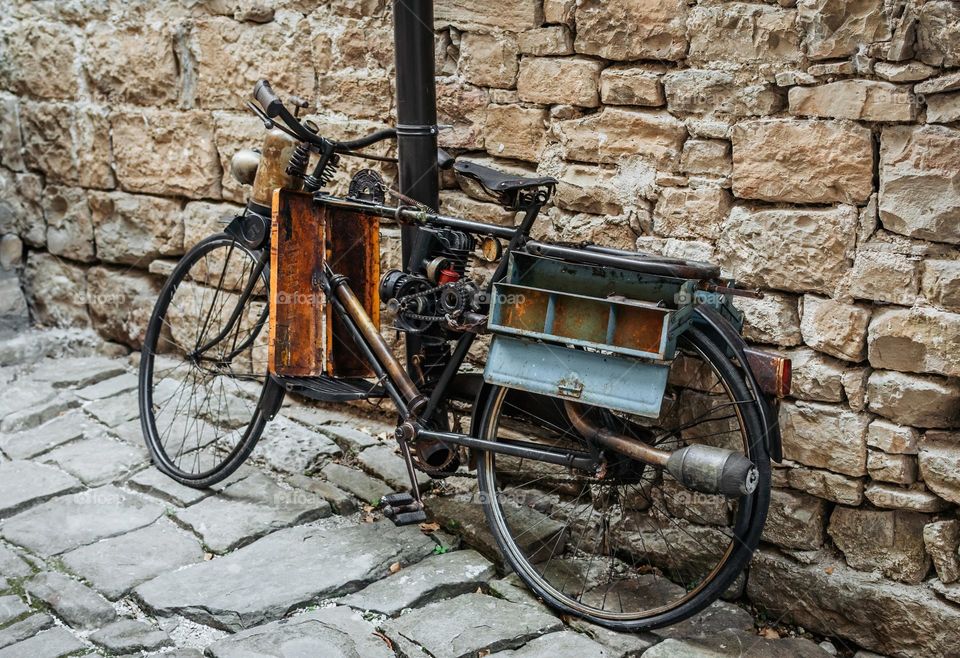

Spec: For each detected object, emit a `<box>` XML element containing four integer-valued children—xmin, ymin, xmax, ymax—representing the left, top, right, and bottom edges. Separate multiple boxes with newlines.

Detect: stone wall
<box><xmin>1</xmin><ymin>0</ymin><xmax>959</xmax><ymax>654</ymax></box>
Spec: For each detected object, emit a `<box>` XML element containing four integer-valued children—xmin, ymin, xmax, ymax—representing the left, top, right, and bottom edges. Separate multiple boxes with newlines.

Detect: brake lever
<box><xmin>245</xmin><ymin>101</ymin><xmax>274</xmax><ymax>129</ymax></box>
<box><xmin>245</xmin><ymin>101</ymin><xmax>305</xmax><ymax>142</ymax></box>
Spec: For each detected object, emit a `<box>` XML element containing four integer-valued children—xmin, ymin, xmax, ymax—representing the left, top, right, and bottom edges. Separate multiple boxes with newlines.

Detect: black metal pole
<box><xmin>393</xmin><ymin>0</ymin><xmax>439</xmax><ymax>245</ymax></box>
<box><xmin>393</xmin><ymin>0</ymin><xmax>439</xmax><ymax>378</ymax></box>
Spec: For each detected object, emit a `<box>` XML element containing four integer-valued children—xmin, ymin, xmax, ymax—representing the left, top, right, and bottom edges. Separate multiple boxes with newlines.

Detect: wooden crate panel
<box><xmin>325</xmin><ymin>206</ymin><xmax>380</xmax><ymax>378</ymax></box>
<box><xmin>269</xmin><ymin>189</ymin><xmax>326</xmax><ymax>376</ymax></box>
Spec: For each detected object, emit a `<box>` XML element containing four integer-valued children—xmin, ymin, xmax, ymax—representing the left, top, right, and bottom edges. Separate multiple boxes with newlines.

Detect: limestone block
<box><xmin>879</xmin><ymin>125</ymin><xmax>960</xmax><ymax>245</ymax></box>
<box><xmin>517</xmin><ymin>56</ymin><xmax>604</xmax><ymax>107</ymax></box>
<box><xmin>868</xmin><ymin>306</ymin><xmax>960</xmax><ymax>378</ymax></box>
<box><xmin>731</xmin><ymin>120</ymin><xmax>873</xmax><ymax>204</ymax></box>
<box><xmin>458</xmin><ymin>32</ymin><xmax>519</xmax><ymax>89</ymax></box>
<box><xmin>574</xmin><ymin>0</ymin><xmax>687</xmax><ymax>62</ymax></box>
<box><xmin>779</xmin><ymin>400</ymin><xmax>869</xmax><ymax>476</ymax></box>
<box><xmin>112</xmin><ymin>109</ymin><xmax>221</xmax><ymax>200</ymax></box>
<box><xmin>800</xmin><ymin>295</ymin><xmax>872</xmax><ymax>362</ymax></box>
<box><xmin>717</xmin><ymin>206</ymin><xmax>857</xmax><ymax>296</ymax></box>
<box><xmin>866</xmin><ymin>370</ymin><xmax>960</xmax><ymax>428</ymax></box>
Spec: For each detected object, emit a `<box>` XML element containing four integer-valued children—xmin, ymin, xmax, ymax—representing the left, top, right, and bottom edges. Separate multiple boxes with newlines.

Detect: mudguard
<box><xmin>258</xmin><ymin>376</ymin><xmax>287</xmax><ymax>421</ymax></box>
<box><xmin>693</xmin><ymin>305</ymin><xmax>784</xmax><ymax>462</ymax></box>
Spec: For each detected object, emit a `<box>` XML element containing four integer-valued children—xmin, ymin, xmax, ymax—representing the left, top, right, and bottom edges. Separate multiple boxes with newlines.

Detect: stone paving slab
<box><xmin>249</xmin><ymin>417</ymin><xmax>342</xmax><ymax>474</ymax></box>
<box><xmin>282</xmin><ymin>404</ymin><xmax>393</xmax><ymax>435</ymax></box>
<box><xmin>29</xmin><ymin>356</ymin><xmax>126</xmax><ymax>390</ymax></box>
<box><xmin>316</xmin><ymin>424</ymin><xmax>381</xmax><ymax>454</ymax></box>
<box><xmin>0</xmin><ymin>594</ymin><xmax>30</xmax><ymax>626</ymax></box>
<box><xmin>0</xmin><ymin>486</ymin><xmax>164</xmax><ymax>556</ymax></box>
<box><xmin>357</xmin><ymin>443</ymin><xmax>431</xmax><ymax>490</ymax></box>
<box><xmin>0</xmin><ymin>393</ymin><xmax>77</xmax><ymax>434</ymax></box>
<box><xmin>568</xmin><ymin>619</ymin><xmax>659</xmax><ymax>658</ymax></box>
<box><xmin>0</xmin><ymin>329</ymin><xmax>103</xmax><ymax>369</ymax></box>
<box><xmin>174</xmin><ymin>493</ymin><xmax>329</xmax><ymax>554</ymax></box>
<box><xmin>1</xmin><ymin>410</ymin><xmax>101</xmax><ymax>460</ymax></box>
<box><xmin>339</xmin><ymin>549</ymin><xmax>496</xmax><ymax>616</ymax></box>
<box><xmin>126</xmin><ymin>467</ymin><xmax>212</xmax><ymax>507</ymax></box>
<box><xmin>134</xmin><ymin>521</ymin><xmax>436</xmax><ymax>631</ymax></box>
<box><xmin>0</xmin><ymin>385</ymin><xmax>56</xmax><ymax>424</ymax></box>
<box><xmin>0</xmin><ymin>461</ymin><xmax>82</xmax><ymax>518</ymax></box>
<box><xmin>25</xmin><ymin>571</ymin><xmax>117</xmax><ymax>630</ymax></box>
<box><xmin>285</xmin><ymin>474</ymin><xmax>358</xmax><ymax>515</ymax></box>
<box><xmin>111</xmin><ymin>413</ymin><xmax>220</xmax><ymax>451</ymax></box>
<box><xmin>0</xmin><ymin>613</ymin><xmax>54</xmax><ymax>649</ymax></box>
<box><xmin>218</xmin><ymin>470</ymin><xmax>316</xmax><ymax>508</ymax></box>
<box><xmin>61</xmin><ymin>518</ymin><xmax>205</xmax><ymax>600</ymax></box>
<box><xmin>380</xmin><ymin>592</ymin><xmax>565</xmax><ymax>658</ymax></box>
<box><xmin>173</xmin><ymin>471</ymin><xmax>332</xmax><ymax>553</ymax></box>
<box><xmin>426</xmin><ymin>496</ymin><xmax>566</xmax><ymax>564</ymax></box>
<box><xmin>89</xmin><ymin>618</ymin><xmax>172</xmax><ymax>653</ymax></box>
<box><xmin>488</xmin><ymin>630</ymin><xmax>612</xmax><ymax>658</ymax></box>
<box><xmin>0</xmin><ymin>626</ymin><xmax>89</xmax><ymax>658</ymax></box>
<box><xmin>103</xmin><ymin>417</ymin><xmax>146</xmax><ymax>446</ymax></box>
<box><xmin>486</xmin><ymin>577</ymin><xmax>553</xmax><ymax>613</ymax></box>
<box><xmin>82</xmin><ymin>391</ymin><xmax>140</xmax><ymax>428</ymax></box>
<box><xmin>206</xmin><ymin>606</ymin><xmax>395</xmax><ymax>658</ymax></box>
<box><xmin>40</xmin><ymin>435</ymin><xmax>147</xmax><ymax>486</ymax></box>
<box><xmin>147</xmin><ymin>650</ymin><xmax>203</xmax><ymax>658</ymax></box>
<box><xmin>75</xmin><ymin>372</ymin><xmax>138</xmax><ymax>401</ymax></box>
<box><xmin>652</xmin><ymin>600</ymin><xmax>755</xmax><ymax>641</ymax></box>
<box><xmin>321</xmin><ymin>462</ymin><xmax>392</xmax><ymax>505</ymax></box>
<box><xmin>0</xmin><ymin>544</ymin><xmax>32</xmax><ymax>578</ymax></box>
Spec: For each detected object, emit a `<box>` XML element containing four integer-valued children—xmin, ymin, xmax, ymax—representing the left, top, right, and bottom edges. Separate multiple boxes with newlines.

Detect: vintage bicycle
<box><xmin>137</xmin><ymin>77</ymin><xmax>791</xmax><ymax>632</ymax></box>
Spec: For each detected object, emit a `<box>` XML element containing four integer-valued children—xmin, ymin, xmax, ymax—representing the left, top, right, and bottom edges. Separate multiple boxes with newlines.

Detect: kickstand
<box><xmin>379</xmin><ymin>430</ymin><xmax>428</xmax><ymax>526</ymax></box>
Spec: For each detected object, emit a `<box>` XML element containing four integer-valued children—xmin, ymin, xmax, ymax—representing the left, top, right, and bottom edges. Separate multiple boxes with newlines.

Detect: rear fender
<box><xmin>693</xmin><ymin>306</ymin><xmax>784</xmax><ymax>463</ymax></box>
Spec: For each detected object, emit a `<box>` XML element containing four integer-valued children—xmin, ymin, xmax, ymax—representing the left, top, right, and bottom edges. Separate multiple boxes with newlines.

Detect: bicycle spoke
<box><xmin>142</xmin><ymin>236</ymin><xmax>270</xmax><ymax>483</ymax></box>
<box><xmin>475</xmin><ymin>328</ymin><xmax>767</xmax><ymax>625</ymax></box>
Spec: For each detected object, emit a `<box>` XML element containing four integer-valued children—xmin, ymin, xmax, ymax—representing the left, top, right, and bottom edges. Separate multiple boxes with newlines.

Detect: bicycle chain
<box><xmin>397</xmin><ymin>281</ymin><xmax>471</xmax><ymax>323</ymax></box>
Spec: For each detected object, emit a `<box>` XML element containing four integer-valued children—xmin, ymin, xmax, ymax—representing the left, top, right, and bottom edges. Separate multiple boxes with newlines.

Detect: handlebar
<box><xmin>252</xmin><ymin>80</ymin><xmax>283</xmax><ymax>118</ymax></box>
<box><xmin>253</xmin><ymin>79</ymin><xmax>400</xmax><ymax>154</ymax></box>
<box><xmin>251</xmin><ymin>79</ymin><xmax>453</xmax><ymax>170</ymax></box>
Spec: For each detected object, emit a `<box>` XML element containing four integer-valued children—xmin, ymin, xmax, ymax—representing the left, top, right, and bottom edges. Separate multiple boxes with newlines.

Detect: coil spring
<box><xmin>286</xmin><ymin>142</ymin><xmax>310</xmax><ymax>180</ymax></box>
<box><xmin>303</xmin><ymin>153</ymin><xmax>340</xmax><ymax>193</ymax></box>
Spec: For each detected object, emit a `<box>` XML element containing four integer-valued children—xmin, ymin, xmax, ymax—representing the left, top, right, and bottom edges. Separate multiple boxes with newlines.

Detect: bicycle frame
<box><xmin>217</xmin><ymin>179</ymin><xmax>787</xmax><ymax>517</ymax></box>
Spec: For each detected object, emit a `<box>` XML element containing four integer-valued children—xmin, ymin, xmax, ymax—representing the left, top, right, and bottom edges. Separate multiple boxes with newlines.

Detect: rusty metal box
<box><xmin>487</xmin><ymin>252</ymin><xmax>682</xmax><ymax>361</ymax></box>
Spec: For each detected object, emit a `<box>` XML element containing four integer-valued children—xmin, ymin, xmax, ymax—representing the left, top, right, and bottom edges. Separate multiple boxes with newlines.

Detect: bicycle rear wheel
<box><xmin>138</xmin><ymin>233</ymin><xmax>274</xmax><ymax>488</ymax></box>
<box><xmin>475</xmin><ymin>328</ymin><xmax>770</xmax><ymax>631</ymax></box>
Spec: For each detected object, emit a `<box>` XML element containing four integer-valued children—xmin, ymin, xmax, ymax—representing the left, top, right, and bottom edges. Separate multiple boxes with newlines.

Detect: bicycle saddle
<box><xmin>454</xmin><ymin>160</ymin><xmax>557</xmax><ymax>209</ymax></box>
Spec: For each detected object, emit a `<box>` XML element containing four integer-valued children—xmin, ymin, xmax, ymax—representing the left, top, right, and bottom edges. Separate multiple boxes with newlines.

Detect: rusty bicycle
<box><xmin>137</xmin><ymin>77</ymin><xmax>790</xmax><ymax>632</ymax></box>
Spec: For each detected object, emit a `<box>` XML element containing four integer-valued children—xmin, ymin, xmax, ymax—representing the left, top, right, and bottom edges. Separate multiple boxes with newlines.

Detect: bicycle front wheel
<box><xmin>138</xmin><ymin>233</ymin><xmax>272</xmax><ymax>488</ymax></box>
<box><xmin>475</xmin><ymin>328</ymin><xmax>770</xmax><ymax>631</ymax></box>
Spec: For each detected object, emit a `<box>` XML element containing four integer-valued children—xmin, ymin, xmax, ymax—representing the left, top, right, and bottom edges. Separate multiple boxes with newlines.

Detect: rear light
<box><xmin>743</xmin><ymin>347</ymin><xmax>792</xmax><ymax>398</ymax></box>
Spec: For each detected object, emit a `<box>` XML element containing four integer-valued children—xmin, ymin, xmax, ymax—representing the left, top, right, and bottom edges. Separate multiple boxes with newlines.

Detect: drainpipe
<box><xmin>393</xmin><ymin>0</ymin><xmax>440</xmax><ymax>374</ymax></box>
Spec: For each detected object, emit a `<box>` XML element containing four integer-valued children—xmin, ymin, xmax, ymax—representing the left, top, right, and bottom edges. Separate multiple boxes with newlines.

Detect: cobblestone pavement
<box><xmin>0</xmin><ymin>329</ymin><xmax>845</xmax><ymax>657</ymax></box>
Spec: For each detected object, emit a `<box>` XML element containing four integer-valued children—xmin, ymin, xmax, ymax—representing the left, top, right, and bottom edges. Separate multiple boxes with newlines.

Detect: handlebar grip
<box><xmin>253</xmin><ymin>79</ymin><xmax>282</xmax><ymax>118</ymax></box>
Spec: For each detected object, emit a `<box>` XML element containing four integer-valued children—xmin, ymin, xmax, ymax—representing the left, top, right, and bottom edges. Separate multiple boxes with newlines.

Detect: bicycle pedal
<box><xmin>381</xmin><ymin>492</ymin><xmax>415</xmax><ymax>507</ymax></box>
<box><xmin>391</xmin><ymin>509</ymin><xmax>428</xmax><ymax>526</ymax></box>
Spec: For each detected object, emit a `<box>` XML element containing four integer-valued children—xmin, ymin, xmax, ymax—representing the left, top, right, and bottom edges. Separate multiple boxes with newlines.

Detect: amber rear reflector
<box><xmin>743</xmin><ymin>347</ymin><xmax>792</xmax><ymax>398</ymax></box>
